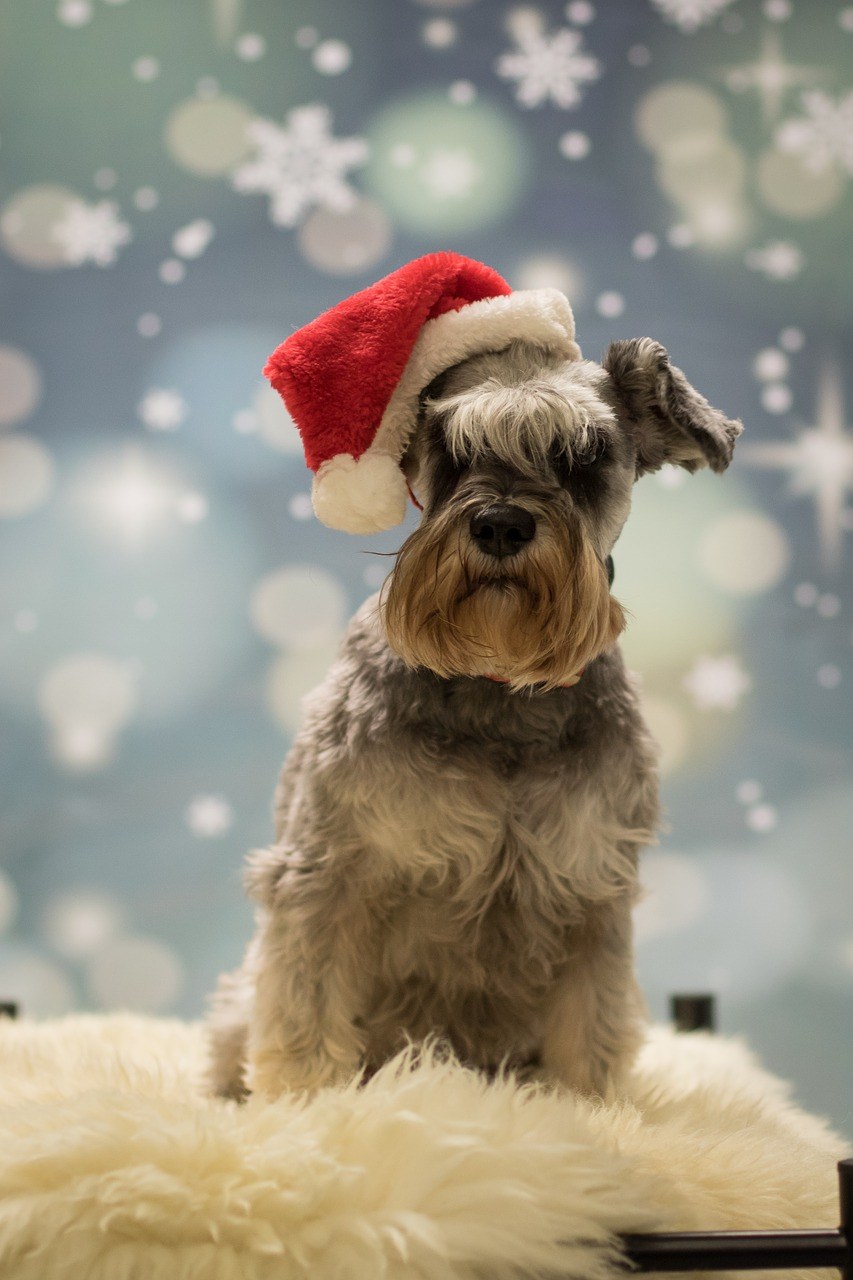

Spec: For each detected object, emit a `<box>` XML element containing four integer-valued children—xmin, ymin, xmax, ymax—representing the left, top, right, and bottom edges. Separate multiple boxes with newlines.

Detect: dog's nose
<box><xmin>469</xmin><ymin>504</ymin><xmax>536</xmax><ymax>558</ymax></box>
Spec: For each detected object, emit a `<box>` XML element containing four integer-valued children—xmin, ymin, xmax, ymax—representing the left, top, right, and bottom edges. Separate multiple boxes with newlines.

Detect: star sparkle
<box><xmin>740</xmin><ymin>362</ymin><xmax>853</xmax><ymax>572</ymax></box>
<box><xmin>720</xmin><ymin>29</ymin><xmax>824</xmax><ymax>124</ymax></box>
<box><xmin>649</xmin><ymin>0</ymin><xmax>738</xmax><ymax>34</ymax></box>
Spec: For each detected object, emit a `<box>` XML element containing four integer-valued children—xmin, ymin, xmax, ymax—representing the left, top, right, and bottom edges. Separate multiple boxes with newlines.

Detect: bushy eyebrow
<box><xmin>430</xmin><ymin>383</ymin><xmax>614</xmax><ymax>472</ymax></box>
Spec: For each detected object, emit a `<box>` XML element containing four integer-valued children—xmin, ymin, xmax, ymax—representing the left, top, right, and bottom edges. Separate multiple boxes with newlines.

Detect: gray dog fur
<box><xmin>208</xmin><ymin>336</ymin><xmax>741</xmax><ymax>1101</ymax></box>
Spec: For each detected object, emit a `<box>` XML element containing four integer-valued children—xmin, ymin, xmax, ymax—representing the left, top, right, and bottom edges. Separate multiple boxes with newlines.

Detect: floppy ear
<box><xmin>603</xmin><ymin>337</ymin><xmax>742</xmax><ymax>477</ymax></box>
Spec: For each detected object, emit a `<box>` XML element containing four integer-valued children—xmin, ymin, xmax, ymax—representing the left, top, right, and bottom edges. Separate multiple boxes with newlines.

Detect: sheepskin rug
<box><xmin>0</xmin><ymin>1016</ymin><xmax>846</xmax><ymax>1280</ymax></box>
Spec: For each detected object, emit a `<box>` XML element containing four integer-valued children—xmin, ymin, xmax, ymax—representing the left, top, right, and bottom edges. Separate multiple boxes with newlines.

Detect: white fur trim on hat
<box><xmin>312</xmin><ymin>451</ymin><xmax>409</xmax><ymax>535</ymax></box>
<box><xmin>312</xmin><ymin>288</ymin><xmax>580</xmax><ymax>533</ymax></box>
<box><xmin>373</xmin><ymin>288</ymin><xmax>581</xmax><ymax>461</ymax></box>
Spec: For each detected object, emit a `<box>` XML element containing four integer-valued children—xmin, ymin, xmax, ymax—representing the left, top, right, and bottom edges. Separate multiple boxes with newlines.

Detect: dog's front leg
<box><xmin>247</xmin><ymin>900</ymin><xmax>368</xmax><ymax>1100</ymax></box>
<box><xmin>538</xmin><ymin>893</ymin><xmax>645</xmax><ymax>1099</ymax></box>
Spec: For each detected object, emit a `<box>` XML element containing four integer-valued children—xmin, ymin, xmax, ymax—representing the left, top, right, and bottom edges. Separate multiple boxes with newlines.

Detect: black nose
<box><xmin>469</xmin><ymin>504</ymin><xmax>536</xmax><ymax>559</ymax></box>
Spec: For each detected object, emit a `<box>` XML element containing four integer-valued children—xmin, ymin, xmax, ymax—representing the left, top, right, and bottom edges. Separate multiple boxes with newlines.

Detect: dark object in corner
<box><xmin>670</xmin><ymin>993</ymin><xmax>716</xmax><ymax>1033</ymax></box>
<box><xmin>621</xmin><ymin>1158</ymin><xmax>853</xmax><ymax>1276</ymax></box>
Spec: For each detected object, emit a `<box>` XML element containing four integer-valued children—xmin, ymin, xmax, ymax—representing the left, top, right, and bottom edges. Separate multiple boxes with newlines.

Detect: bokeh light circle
<box><xmin>636</xmin><ymin>851</ymin><xmax>812</xmax><ymax>1005</ymax></box>
<box><xmin>165</xmin><ymin>96</ymin><xmax>254</xmax><ymax>176</ymax></box>
<box><xmin>757</xmin><ymin>148</ymin><xmax>844</xmax><ymax>219</ymax></box>
<box><xmin>41</xmin><ymin>889</ymin><xmax>123</xmax><ymax>959</ymax></box>
<box><xmin>0</xmin><ymin>347</ymin><xmax>42</xmax><ymax>426</ymax></box>
<box><xmin>365</xmin><ymin>93</ymin><xmax>528</xmax><ymax>234</ymax></box>
<box><xmin>38</xmin><ymin>652</ymin><xmax>139</xmax><ymax>769</ymax></box>
<box><xmin>761</xmin><ymin>383</ymin><xmax>793</xmax><ymax>414</ymax></box>
<box><xmin>559</xmin><ymin>131</ymin><xmax>591</xmax><ymax>160</ymax></box>
<box><xmin>0</xmin><ymin>868</ymin><xmax>19</xmax><ymax>935</ymax></box>
<box><xmin>634</xmin><ymin>852</ymin><xmax>709</xmax><ymax>942</ymax></box>
<box><xmin>753</xmin><ymin>348</ymin><xmax>789</xmax><ymax>382</ymax></box>
<box><xmin>614</xmin><ymin>472</ymin><xmax>740</xmax><ymax>681</ymax></box>
<box><xmin>640</xmin><ymin>695</ymin><xmax>689</xmax><ymax>776</ymax></box>
<box><xmin>267</xmin><ymin>642</ymin><xmax>344</xmax><ymax>733</ymax></box>
<box><xmin>143</xmin><ymin>322</ymin><xmax>302</xmax><ymax>482</ymax></box>
<box><xmin>0</xmin><ymin>450</ymin><xmax>262</xmax><ymax>728</ymax></box>
<box><xmin>85</xmin><ymin>934</ymin><xmax>184</xmax><ymax>1013</ymax></box>
<box><xmin>58</xmin><ymin>0</ymin><xmax>93</xmax><ymax>27</ymax></box>
<box><xmin>312</xmin><ymin>38</ymin><xmax>352</xmax><ymax>74</ymax></box>
<box><xmin>698</xmin><ymin>510</ymin><xmax>791</xmax><ymax>595</ymax></box>
<box><xmin>297</xmin><ymin>198</ymin><xmax>392</xmax><ymax>275</ymax></box>
<box><xmin>656</xmin><ymin>136</ymin><xmax>746</xmax><ymax>207</ymax></box>
<box><xmin>634</xmin><ymin>83</ymin><xmax>727</xmax><ymax>154</ymax></box>
<box><xmin>251</xmin><ymin>384</ymin><xmax>303</xmax><ymax>454</ymax></box>
<box><xmin>0</xmin><ymin>184</ymin><xmax>80</xmax><ymax>268</ymax></box>
<box><xmin>249</xmin><ymin>565</ymin><xmax>347</xmax><ymax>649</ymax></box>
<box><xmin>0</xmin><ymin>435</ymin><xmax>56</xmax><ymax>517</ymax></box>
<box><xmin>0</xmin><ymin>944</ymin><xmax>75</xmax><ymax>1016</ymax></box>
<box><xmin>512</xmin><ymin>255</ymin><xmax>585</xmax><ymax>300</ymax></box>
<box><xmin>423</xmin><ymin>18</ymin><xmax>457</xmax><ymax>47</ymax></box>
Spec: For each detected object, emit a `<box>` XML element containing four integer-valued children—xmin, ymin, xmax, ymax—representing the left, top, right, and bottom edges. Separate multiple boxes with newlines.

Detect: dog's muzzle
<box><xmin>469</xmin><ymin>503</ymin><xmax>536</xmax><ymax>559</ymax></box>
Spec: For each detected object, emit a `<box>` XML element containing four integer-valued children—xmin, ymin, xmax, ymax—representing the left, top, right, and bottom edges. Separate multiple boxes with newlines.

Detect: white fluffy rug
<box><xmin>0</xmin><ymin>1016</ymin><xmax>846</xmax><ymax>1280</ymax></box>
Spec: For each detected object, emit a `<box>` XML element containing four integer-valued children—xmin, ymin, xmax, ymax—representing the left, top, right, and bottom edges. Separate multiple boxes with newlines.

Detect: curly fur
<box><xmin>1</xmin><ymin>1015</ymin><xmax>843</xmax><ymax>1280</ymax></box>
<box><xmin>208</xmin><ymin>337</ymin><xmax>741</xmax><ymax>1103</ymax></box>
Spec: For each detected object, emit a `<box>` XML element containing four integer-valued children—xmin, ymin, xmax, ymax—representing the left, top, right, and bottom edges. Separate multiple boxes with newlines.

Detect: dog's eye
<box><xmin>573</xmin><ymin>435</ymin><xmax>608</xmax><ymax>467</ymax></box>
<box><xmin>550</xmin><ymin>436</ymin><xmax>607</xmax><ymax>482</ymax></box>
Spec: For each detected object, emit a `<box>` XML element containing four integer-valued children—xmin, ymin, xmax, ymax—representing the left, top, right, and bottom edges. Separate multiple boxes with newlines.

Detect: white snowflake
<box><xmin>648</xmin><ymin>0</ymin><xmax>738</xmax><ymax>33</ymax></box>
<box><xmin>682</xmin><ymin>654</ymin><xmax>752</xmax><ymax>711</ymax></box>
<box><xmin>137</xmin><ymin>389</ymin><xmax>188</xmax><ymax>432</ymax></box>
<box><xmin>496</xmin><ymin>10</ymin><xmax>600</xmax><ymax>109</ymax></box>
<box><xmin>185</xmin><ymin>794</ymin><xmax>234</xmax><ymax>838</ymax></box>
<box><xmin>420</xmin><ymin>149</ymin><xmax>483</xmax><ymax>199</ymax></box>
<box><xmin>52</xmin><ymin>199</ymin><xmax>132</xmax><ymax>267</ymax></box>
<box><xmin>744</xmin><ymin>241</ymin><xmax>804</xmax><ymax>280</ymax></box>
<box><xmin>776</xmin><ymin>91</ymin><xmax>853</xmax><ymax>175</ymax></box>
<box><xmin>231</xmin><ymin>105</ymin><xmax>368</xmax><ymax>228</ymax></box>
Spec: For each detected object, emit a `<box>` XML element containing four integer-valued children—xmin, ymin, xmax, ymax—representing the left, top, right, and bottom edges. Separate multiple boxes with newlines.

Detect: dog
<box><xmin>208</xmin><ymin>333</ymin><xmax>741</xmax><ymax>1102</ymax></box>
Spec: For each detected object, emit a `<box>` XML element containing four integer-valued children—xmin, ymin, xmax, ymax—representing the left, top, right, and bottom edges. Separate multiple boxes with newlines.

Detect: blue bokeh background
<box><xmin>1</xmin><ymin>0</ymin><xmax>852</xmax><ymax>1134</ymax></box>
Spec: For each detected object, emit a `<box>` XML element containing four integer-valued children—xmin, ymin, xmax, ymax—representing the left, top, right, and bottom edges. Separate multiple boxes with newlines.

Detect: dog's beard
<box><xmin>381</xmin><ymin>511</ymin><xmax>626</xmax><ymax>691</ymax></box>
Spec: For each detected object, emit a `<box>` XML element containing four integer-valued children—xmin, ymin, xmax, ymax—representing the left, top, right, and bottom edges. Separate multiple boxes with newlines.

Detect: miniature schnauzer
<box><xmin>208</xmin><ymin>336</ymin><xmax>741</xmax><ymax>1101</ymax></box>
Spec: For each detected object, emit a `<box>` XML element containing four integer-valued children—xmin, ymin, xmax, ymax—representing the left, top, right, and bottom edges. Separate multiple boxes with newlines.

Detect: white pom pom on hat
<box><xmin>264</xmin><ymin>251</ymin><xmax>581</xmax><ymax>534</ymax></box>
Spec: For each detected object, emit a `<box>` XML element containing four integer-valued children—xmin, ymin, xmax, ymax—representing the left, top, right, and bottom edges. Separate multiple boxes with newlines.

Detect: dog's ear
<box><xmin>603</xmin><ymin>337</ymin><xmax>742</xmax><ymax>477</ymax></box>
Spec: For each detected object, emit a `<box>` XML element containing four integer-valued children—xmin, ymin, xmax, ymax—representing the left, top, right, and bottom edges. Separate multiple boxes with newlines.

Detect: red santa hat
<box><xmin>264</xmin><ymin>251</ymin><xmax>581</xmax><ymax>534</ymax></box>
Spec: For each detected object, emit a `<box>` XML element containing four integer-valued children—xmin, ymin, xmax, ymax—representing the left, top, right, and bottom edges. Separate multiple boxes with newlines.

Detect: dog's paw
<box><xmin>248</xmin><ymin>1046</ymin><xmax>358</xmax><ymax>1099</ymax></box>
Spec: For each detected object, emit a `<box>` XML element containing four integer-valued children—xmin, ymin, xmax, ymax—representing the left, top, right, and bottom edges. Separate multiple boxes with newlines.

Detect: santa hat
<box><xmin>264</xmin><ymin>252</ymin><xmax>581</xmax><ymax>534</ymax></box>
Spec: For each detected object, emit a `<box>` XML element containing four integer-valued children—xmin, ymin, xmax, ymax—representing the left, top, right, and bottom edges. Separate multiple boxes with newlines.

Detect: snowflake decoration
<box><xmin>496</xmin><ymin>10</ymin><xmax>600</xmax><ymax>109</ymax></box>
<box><xmin>232</xmin><ymin>105</ymin><xmax>368</xmax><ymax>228</ymax></box>
<box><xmin>776</xmin><ymin>91</ymin><xmax>853</xmax><ymax>175</ymax></box>
<box><xmin>137</xmin><ymin>389</ymin><xmax>188</xmax><ymax>432</ymax></box>
<box><xmin>52</xmin><ymin>199</ymin><xmax>132</xmax><ymax>267</ymax></box>
<box><xmin>648</xmin><ymin>0</ymin><xmax>739</xmax><ymax>34</ymax></box>
<box><xmin>744</xmin><ymin>241</ymin><xmax>803</xmax><ymax>280</ymax></box>
<box><xmin>682</xmin><ymin>654</ymin><xmax>752</xmax><ymax>711</ymax></box>
<box><xmin>185</xmin><ymin>794</ymin><xmax>234</xmax><ymax>838</ymax></box>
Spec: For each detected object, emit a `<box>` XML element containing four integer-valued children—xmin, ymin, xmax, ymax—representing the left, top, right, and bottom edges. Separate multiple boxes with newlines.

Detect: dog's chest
<box><xmin>344</xmin><ymin>727</ymin><xmax>624</xmax><ymax>906</ymax></box>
